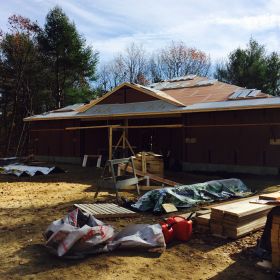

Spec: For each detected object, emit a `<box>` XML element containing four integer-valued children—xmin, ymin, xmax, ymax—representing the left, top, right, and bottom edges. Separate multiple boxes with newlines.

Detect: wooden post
<box><xmin>122</xmin><ymin>119</ymin><xmax>128</xmax><ymax>157</ymax></box>
<box><xmin>141</xmin><ymin>152</ymin><xmax>147</xmax><ymax>173</ymax></box>
<box><xmin>122</xmin><ymin>130</ymin><xmax>126</xmax><ymax>156</ymax></box>
<box><xmin>109</xmin><ymin>126</ymin><xmax>113</xmax><ymax>160</ymax></box>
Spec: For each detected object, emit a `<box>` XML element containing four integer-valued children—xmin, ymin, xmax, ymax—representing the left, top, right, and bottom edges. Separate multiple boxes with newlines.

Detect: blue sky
<box><xmin>0</xmin><ymin>0</ymin><xmax>279</xmax><ymax>63</ymax></box>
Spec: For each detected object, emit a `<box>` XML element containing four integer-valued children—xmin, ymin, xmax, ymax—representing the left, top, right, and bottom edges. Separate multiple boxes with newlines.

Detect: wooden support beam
<box><xmin>34</xmin><ymin>122</ymin><xmax>280</xmax><ymax>133</ymax></box>
<box><xmin>120</xmin><ymin>124</ymin><xmax>183</xmax><ymax>129</ymax></box>
<box><xmin>108</xmin><ymin>127</ymin><xmax>113</xmax><ymax>160</ymax></box>
<box><xmin>125</xmin><ymin>137</ymin><xmax>135</xmax><ymax>156</ymax></box>
<box><xmin>66</xmin><ymin>125</ymin><xmax>120</xmax><ymax>130</ymax></box>
<box><xmin>65</xmin><ymin>124</ymin><xmax>182</xmax><ymax>131</ymax></box>
<box><xmin>31</xmin><ymin>128</ymin><xmax>65</xmax><ymax>132</ymax></box>
<box><xmin>183</xmin><ymin>122</ymin><xmax>280</xmax><ymax>128</ymax></box>
<box><xmin>121</xmin><ymin>165</ymin><xmax>179</xmax><ymax>187</ymax></box>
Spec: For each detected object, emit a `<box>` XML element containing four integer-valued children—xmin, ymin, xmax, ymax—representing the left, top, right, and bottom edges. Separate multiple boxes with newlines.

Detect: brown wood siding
<box><xmin>30</xmin><ymin>119</ymin><xmax>81</xmax><ymax>157</ymax></box>
<box><xmin>30</xmin><ymin>107</ymin><xmax>280</xmax><ymax>168</ymax></box>
<box><xmin>184</xmin><ymin>108</ymin><xmax>280</xmax><ymax>167</ymax></box>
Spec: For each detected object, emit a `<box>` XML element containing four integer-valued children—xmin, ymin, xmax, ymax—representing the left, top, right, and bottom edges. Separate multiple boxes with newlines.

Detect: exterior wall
<box><xmin>30</xmin><ymin>119</ymin><xmax>81</xmax><ymax>160</ymax></box>
<box><xmin>183</xmin><ymin>108</ymin><xmax>280</xmax><ymax>173</ymax></box>
<box><xmin>29</xmin><ymin>107</ymin><xmax>280</xmax><ymax>174</ymax></box>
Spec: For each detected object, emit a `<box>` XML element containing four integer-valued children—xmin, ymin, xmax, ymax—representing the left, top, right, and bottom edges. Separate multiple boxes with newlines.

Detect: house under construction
<box><xmin>24</xmin><ymin>75</ymin><xmax>280</xmax><ymax>175</ymax></box>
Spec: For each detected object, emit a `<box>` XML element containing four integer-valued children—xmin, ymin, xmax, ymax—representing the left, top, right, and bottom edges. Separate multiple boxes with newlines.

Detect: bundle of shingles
<box><xmin>196</xmin><ymin>197</ymin><xmax>274</xmax><ymax>239</ymax></box>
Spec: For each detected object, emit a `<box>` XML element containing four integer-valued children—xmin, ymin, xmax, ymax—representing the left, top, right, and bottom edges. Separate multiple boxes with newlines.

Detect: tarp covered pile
<box><xmin>132</xmin><ymin>178</ymin><xmax>251</xmax><ymax>212</ymax></box>
<box><xmin>44</xmin><ymin>208</ymin><xmax>165</xmax><ymax>258</ymax></box>
<box><xmin>0</xmin><ymin>164</ymin><xmax>64</xmax><ymax>177</ymax></box>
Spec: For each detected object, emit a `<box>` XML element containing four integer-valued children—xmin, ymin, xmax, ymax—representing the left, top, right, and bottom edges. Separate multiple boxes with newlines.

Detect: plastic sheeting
<box><xmin>0</xmin><ymin>164</ymin><xmax>64</xmax><ymax>177</ymax></box>
<box><xmin>132</xmin><ymin>178</ymin><xmax>251</xmax><ymax>213</ymax></box>
<box><xmin>44</xmin><ymin>209</ymin><xmax>165</xmax><ymax>258</ymax></box>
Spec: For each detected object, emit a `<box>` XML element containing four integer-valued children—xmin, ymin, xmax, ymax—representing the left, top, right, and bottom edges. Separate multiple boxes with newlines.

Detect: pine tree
<box><xmin>38</xmin><ymin>6</ymin><xmax>98</xmax><ymax>108</ymax></box>
<box><xmin>215</xmin><ymin>39</ymin><xmax>280</xmax><ymax>95</ymax></box>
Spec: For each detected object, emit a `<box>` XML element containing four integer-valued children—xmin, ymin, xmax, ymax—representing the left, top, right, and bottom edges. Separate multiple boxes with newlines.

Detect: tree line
<box><xmin>0</xmin><ymin>6</ymin><xmax>279</xmax><ymax>156</ymax></box>
<box><xmin>0</xmin><ymin>7</ymin><xmax>98</xmax><ymax>155</ymax></box>
<box><xmin>97</xmin><ymin>41</ymin><xmax>211</xmax><ymax>92</ymax></box>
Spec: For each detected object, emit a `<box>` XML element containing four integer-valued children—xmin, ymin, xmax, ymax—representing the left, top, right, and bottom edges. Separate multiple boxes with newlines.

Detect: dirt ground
<box><xmin>1</xmin><ymin>163</ymin><xmax>279</xmax><ymax>280</ymax></box>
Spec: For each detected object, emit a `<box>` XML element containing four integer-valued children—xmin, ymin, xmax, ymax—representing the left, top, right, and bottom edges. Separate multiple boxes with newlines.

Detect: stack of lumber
<box><xmin>259</xmin><ymin>192</ymin><xmax>280</xmax><ymax>200</ymax></box>
<box><xmin>196</xmin><ymin>213</ymin><xmax>211</xmax><ymax>233</ymax></box>
<box><xmin>272</xmin><ymin>215</ymin><xmax>280</xmax><ymax>268</ymax></box>
<box><xmin>210</xmin><ymin>198</ymin><xmax>273</xmax><ymax>239</ymax></box>
<box><xmin>133</xmin><ymin>152</ymin><xmax>164</xmax><ymax>177</ymax></box>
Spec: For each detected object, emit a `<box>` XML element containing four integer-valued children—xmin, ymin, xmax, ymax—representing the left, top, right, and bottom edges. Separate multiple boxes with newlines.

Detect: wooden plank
<box><xmin>184</xmin><ymin>122</ymin><xmax>280</xmax><ymax>128</ymax></box>
<box><xmin>108</xmin><ymin>127</ymin><xmax>113</xmax><ymax>160</ymax></box>
<box><xmin>120</xmin><ymin>124</ymin><xmax>184</xmax><ymax>129</ymax></box>
<box><xmin>196</xmin><ymin>209</ymin><xmax>211</xmax><ymax>216</ymax></box>
<box><xmin>204</xmin><ymin>194</ymin><xmax>260</xmax><ymax>209</ymax></box>
<box><xmin>259</xmin><ymin>192</ymin><xmax>280</xmax><ymax>200</ymax></box>
<box><xmin>196</xmin><ymin>213</ymin><xmax>211</xmax><ymax>226</ymax></box>
<box><xmin>209</xmin><ymin>196</ymin><xmax>273</xmax><ymax>239</ymax></box>
<box><xmin>223</xmin><ymin>216</ymin><xmax>267</xmax><ymax>238</ymax></box>
<box><xmin>162</xmin><ymin>203</ymin><xmax>178</xmax><ymax>213</ymax></box>
<box><xmin>30</xmin><ymin>128</ymin><xmax>65</xmax><ymax>132</ymax></box>
<box><xmin>210</xmin><ymin>198</ymin><xmax>273</xmax><ymax>218</ymax></box>
<box><xmin>66</xmin><ymin>124</ymin><xmax>183</xmax><ymax>131</ymax></box>
<box><xmin>123</xmin><ymin>165</ymin><xmax>179</xmax><ymax>187</ymax></box>
<box><xmin>66</xmin><ymin>125</ymin><xmax>120</xmax><ymax>130</ymax></box>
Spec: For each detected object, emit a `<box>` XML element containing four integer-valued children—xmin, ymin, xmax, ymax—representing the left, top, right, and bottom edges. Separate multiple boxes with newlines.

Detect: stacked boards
<box><xmin>210</xmin><ymin>198</ymin><xmax>273</xmax><ymax>239</ymax></box>
<box><xmin>259</xmin><ymin>191</ymin><xmax>280</xmax><ymax>200</ymax></box>
<box><xmin>272</xmin><ymin>215</ymin><xmax>280</xmax><ymax>268</ymax></box>
<box><xmin>196</xmin><ymin>213</ymin><xmax>211</xmax><ymax>233</ymax></box>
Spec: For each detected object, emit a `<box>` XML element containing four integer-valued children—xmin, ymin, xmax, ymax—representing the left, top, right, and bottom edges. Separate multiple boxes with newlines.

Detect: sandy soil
<box><xmin>0</xmin><ymin>163</ymin><xmax>279</xmax><ymax>280</ymax></box>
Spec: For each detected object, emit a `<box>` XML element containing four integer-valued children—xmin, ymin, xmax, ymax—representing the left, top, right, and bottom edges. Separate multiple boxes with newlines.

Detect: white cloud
<box><xmin>210</xmin><ymin>14</ymin><xmax>280</xmax><ymax>31</ymax></box>
<box><xmin>0</xmin><ymin>0</ymin><xmax>279</xmax><ymax>62</ymax></box>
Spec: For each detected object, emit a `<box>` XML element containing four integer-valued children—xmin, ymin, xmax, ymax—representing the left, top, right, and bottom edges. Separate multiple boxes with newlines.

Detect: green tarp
<box><xmin>132</xmin><ymin>178</ymin><xmax>251</xmax><ymax>213</ymax></box>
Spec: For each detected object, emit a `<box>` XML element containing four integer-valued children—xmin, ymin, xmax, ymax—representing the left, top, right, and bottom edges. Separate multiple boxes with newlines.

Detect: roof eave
<box><xmin>24</xmin><ymin>101</ymin><xmax>280</xmax><ymax>122</ymax></box>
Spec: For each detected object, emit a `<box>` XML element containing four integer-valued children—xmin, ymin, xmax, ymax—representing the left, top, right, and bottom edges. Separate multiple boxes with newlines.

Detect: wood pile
<box><xmin>259</xmin><ymin>191</ymin><xmax>280</xmax><ymax>200</ymax></box>
<box><xmin>196</xmin><ymin>213</ymin><xmax>211</xmax><ymax>233</ymax></box>
<box><xmin>133</xmin><ymin>152</ymin><xmax>164</xmax><ymax>177</ymax></box>
<box><xmin>272</xmin><ymin>215</ymin><xmax>280</xmax><ymax>268</ymax></box>
<box><xmin>210</xmin><ymin>198</ymin><xmax>272</xmax><ymax>239</ymax></box>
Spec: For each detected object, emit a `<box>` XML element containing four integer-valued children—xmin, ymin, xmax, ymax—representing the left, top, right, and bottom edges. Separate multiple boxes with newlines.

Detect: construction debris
<box><xmin>0</xmin><ymin>164</ymin><xmax>64</xmax><ymax>177</ymax></box>
<box><xmin>162</xmin><ymin>203</ymin><xmax>178</xmax><ymax>213</ymax></box>
<box><xmin>44</xmin><ymin>208</ymin><xmax>165</xmax><ymax>258</ymax></box>
<box><xmin>0</xmin><ymin>157</ymin><xmax>18</xmax><ymax>165</ymax></box>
